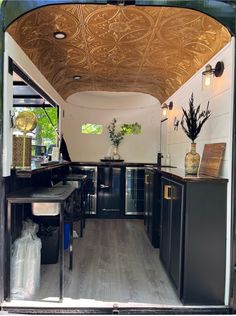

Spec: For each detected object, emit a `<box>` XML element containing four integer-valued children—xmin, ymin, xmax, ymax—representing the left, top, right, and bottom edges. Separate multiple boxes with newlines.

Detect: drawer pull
<box><xmin>164</xmin><ymin>185</ymin><xmax>172</xmax><ymax>200</ymax></box>
<box><xmin>100</xmin><ymin>184</ymin><xmax>109</xmax><ymax>189</ymax></box>
<box><xmin>145</xmin><ymin>174</ymin><xmax>150</xmax><ymax>184</ymax></box>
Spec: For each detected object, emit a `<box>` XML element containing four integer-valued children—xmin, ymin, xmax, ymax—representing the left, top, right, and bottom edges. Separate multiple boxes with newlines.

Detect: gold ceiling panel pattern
<box><xmin>7</xmin><ymin>4</ymin><xmax>231</xmax><ymax>103</ymax></box>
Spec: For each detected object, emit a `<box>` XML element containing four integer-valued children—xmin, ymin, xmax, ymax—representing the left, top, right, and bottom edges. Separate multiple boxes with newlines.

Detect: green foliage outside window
<box><xmin>82</xmin><ymin>123</ymin><xmax>103</xmax><ymax>135</ymax></box>
<box><xmin>121</xmin><ymin>122</ymin><xmax>141</xmax><ymax>135</ymax></box>
<box><xmin>15</xmin><ymin>107</ymin><xmax>58</xmax><ymax>146</ymax></box>
<box><xmin>31</xmin><ymin>107</ymin><xmax>58</xmax><ymax>144</ymax></box>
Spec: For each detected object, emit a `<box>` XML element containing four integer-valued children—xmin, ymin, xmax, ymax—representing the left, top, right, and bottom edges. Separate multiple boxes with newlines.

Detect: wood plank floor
<box><xmin>4</xmin><ymin>219</ymin><xmax>182</xmax><ymax>308</ymax></box>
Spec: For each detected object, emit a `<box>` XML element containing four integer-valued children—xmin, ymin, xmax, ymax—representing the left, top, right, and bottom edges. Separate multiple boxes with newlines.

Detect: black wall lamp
<box><xmin>161</xmin><ymin>101</ymin><xmax>173</xmax><ymax>116</ymax></box>
<box><xmin>202</xmin><ymin>61</ymin><xmax>224</xmax><ymax>89</ymax></box>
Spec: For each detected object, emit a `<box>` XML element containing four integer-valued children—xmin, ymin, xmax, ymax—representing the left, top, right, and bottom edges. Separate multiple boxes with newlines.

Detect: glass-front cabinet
<box><xmin>125</xmin><ymin>167</ymin><xmax>145</xmax><ymax>215</ymax></box>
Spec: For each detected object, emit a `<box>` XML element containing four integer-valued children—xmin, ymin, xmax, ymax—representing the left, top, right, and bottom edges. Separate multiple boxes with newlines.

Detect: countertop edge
<box><xmin>155</xmin><ymin>167</ymin><xmax>228</xmax><ymax>184</ymax></box>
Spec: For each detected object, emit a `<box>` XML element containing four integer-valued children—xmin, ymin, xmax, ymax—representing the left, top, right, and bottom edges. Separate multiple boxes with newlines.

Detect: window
<box><xmin>14</xmin><ymin>106</ymin><xmax>58</xmax><ymax>152</ymax></box>
<box><xmin>81</xmin><ymin>123</ymin><xmax>103</xmax><ymax>135</ymax></box>
<box><xmin>121</xmin><ymin>123</ymin><xmax>141</xmax><ymax>135</ymax></box>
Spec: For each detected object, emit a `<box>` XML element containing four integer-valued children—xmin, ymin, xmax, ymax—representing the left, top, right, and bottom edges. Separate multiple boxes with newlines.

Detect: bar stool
<box><xmin>62</xmin><ymin>174</ymin><xmax>88</xmax><ymax>238</ymax></box>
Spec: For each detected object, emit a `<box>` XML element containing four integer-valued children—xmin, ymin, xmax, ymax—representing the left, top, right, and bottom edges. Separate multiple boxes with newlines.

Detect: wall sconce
<box><xmin>161</xmin><ymin>101</ymin><xmax>173</xmax><ymax>116</ymax></box>
<box><xmin>173</xmin><ymin>117</ymin><xmax>179</xmax><ymax>131</ymax></box>
<box><xmin>202</xmin><ymin>61</ymin><xmax>224</xmax><ymax>89</ymax></box>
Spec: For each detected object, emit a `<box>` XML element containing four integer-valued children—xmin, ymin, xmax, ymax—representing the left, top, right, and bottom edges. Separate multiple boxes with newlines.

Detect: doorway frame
<box><xmin>0</xmin><ymin>0</ymin><xmax>236</xmax><ymax>313</ymax></box>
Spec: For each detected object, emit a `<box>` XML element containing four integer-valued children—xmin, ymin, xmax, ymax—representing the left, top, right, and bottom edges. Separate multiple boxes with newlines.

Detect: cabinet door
<box><xmin>160</xmin><ymin>177</ymin><xmax>171</xmax><ymax>268</ymax></box>
<box><xmin>125</xmin><ymin>168</ymin><xmax>144</xmax><ymax>215</ymax></box>
<box><xmin>169</xmin><ymin>180</ymin><xmax>184</xmax><ymax>296</ymax></box>
<box><xmin>144</xmin><ymin>170</ymin><xmax>150</xmax><ymax>227</ymax></box>
<box><xmin>147</xmin><ymin>171</ymin><xmax>154</xmax><ymax>237</ymax></box>
<box><xmin>97</xmin><ymin>166</ymin><xmax>124</xmax><ymax>215</ymax></box>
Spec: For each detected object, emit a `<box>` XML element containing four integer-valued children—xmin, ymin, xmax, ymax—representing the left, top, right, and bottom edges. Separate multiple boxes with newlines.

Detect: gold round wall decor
<box><xmin>15</xmin><ymin>111</ymin><xmax>37</xmax><ymax>133</ymax></box>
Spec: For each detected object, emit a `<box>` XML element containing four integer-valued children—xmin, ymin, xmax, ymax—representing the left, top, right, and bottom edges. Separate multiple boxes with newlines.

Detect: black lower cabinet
<box><xmin>160</xmin><ymin>177</ymin><xmax>183</xmax><ymax>296</ymax></box>
<box><xmin>97</xmin><ymin>166</ymin><xmax>125</xmax><ymax>217</ymax></box>
<box><xmin>160</xmin><ymin>174</ymin><xmax>227</xmax><ymax>305</ymax></box>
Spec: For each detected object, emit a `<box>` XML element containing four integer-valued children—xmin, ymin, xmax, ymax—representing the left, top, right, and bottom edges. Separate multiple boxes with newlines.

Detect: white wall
<box><xmin>61</xmin><ymin>100</ymin><xmax>160</xmax><ymax>163</ymax></box>
<box><xmin>163</xmin><ymin>39</ymin><xmax>235</xmax><ymax>306</ymax></box>
<box><xmin>163</xmin><ymin>40</ymin><xmax>234</xmax><ymax>178</ymax></box>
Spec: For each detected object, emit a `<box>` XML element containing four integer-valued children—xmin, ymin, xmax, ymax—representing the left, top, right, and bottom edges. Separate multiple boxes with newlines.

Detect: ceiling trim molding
<box><xmin>2</xmin><ymin>0</ymin><xmax>236</xmax><ymax>35</ymax></box>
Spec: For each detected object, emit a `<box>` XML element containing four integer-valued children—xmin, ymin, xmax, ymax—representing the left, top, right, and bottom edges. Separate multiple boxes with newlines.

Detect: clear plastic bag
<box><xmin>11</xmin><ymin>219</ymin><xmax>42</xmax><ymax>299</ymax></box>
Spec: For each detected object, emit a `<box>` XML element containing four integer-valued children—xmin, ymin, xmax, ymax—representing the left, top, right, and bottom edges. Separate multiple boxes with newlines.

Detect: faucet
<box><xmin>157</xmin><ymin>152</ymin><xmax>163</xmax><ymax>167</ymax></box>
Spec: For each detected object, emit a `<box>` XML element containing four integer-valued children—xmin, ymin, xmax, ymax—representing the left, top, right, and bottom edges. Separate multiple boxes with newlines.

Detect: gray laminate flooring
<box><xmin>34</xmin><ymin>219</ymin><xmax>182</xmax><ymax>307</ymax></box>
<box><xmin>10</xmin><ymin>219</ymin><xmax>182</xmax><ymax>307</ymax></box>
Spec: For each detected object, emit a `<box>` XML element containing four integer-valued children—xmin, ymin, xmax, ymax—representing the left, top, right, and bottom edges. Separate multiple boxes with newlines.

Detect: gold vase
<box><xmin>185</xmin><ymin>142</ymin><xmax>200</xmax><ymax>175</ymax></box>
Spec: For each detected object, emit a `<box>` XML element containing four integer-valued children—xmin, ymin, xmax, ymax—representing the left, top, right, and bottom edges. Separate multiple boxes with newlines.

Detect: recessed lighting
<box><xmin>53</xmin><ymin>31</ymin><xmax>67</xmax><ymax>39</ymax></box>
<box><xmin>73</xmin><ymin>75</ymin><xmax>81</xmax><ymax>80</ymax></box>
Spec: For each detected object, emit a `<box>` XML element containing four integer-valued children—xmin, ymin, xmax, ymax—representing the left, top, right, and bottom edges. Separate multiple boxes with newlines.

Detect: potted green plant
<box><xmin>107</xmin><ymin>118</ymin><xmax>125</xmax><ymax>160</ymax></box>
<box><xmin>181</xmin><ymin>93</ymin><xmax>211</xmax><ymax>175</ymax></box>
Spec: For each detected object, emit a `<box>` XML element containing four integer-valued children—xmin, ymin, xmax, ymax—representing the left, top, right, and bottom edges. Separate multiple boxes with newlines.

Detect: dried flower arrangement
<box><xmin>181</xmin><ymin>93</ymin><xmax>211</xmax><ymax>143</ymax></box>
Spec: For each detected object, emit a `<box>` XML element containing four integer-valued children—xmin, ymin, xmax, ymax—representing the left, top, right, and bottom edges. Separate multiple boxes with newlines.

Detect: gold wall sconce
<box><xmin>161</xmin><ymin>101</ymin><xmax>173</xmax><ymax>116</ymax></box>
<box><xmin>202</xmin><ymin>61</ymin><xmax>224</xmax><ymax>89</ymax></box>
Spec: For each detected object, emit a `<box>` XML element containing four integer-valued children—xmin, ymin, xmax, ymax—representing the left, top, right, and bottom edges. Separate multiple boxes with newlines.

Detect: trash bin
<box><xmin>40</xmin><ymin>226</ymin><xmax>59</xmax><ymax>264</ymax></box>
<box><xmin>64</xmin><ymin>223</ymin><xmax>70</xmax><ymax>250</ymax></box>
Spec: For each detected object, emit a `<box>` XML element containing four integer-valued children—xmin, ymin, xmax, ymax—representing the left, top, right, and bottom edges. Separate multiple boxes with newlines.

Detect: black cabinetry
<box><xmin>160</xmin><ymin>177</ymin><xmax>184</xmax><ymax>296</ymax></box>
<box><xmin>97</xmin><ymin>166</ymin><xmax>125</xmax><ymax>217</ymax></box>
<box><xmin>160</xmin><ymin>171</ymin><xmax>227</xmax><ymax>305</ymax></box>
<box><xmin>144</xmin><ymin>168</ymin><xmax>161</xmax><ymax>248</ymax></box>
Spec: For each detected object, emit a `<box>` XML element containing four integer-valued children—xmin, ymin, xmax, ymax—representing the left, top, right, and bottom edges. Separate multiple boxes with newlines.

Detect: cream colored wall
<box><xmin>61</xmin><ymin>101</ymin><xmax>160</xmax><ymax>163</ymax></box>
<box><xmin>163</xmin><ymin>39</ymin><xmax>235</xmax><ymax>306</ymax></box>
<box><xmin>164</xmin><ymin>41</ymin><xmax>234</xmax><ymax>178</ymax></box>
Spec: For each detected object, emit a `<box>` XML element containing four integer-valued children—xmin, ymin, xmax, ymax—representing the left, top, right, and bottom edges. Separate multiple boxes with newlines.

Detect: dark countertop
<box><xmin>13</xmin><ymin>160</ymin><xmax>228</xmax><ymax>183</ymax></box>
<box><xmin>71</xmin><ymin>161</ymin><xmax>156</xmax><ymax>167</ymax></box>
<box><xmin>14</xmin><ymin>161</ymin><xmax>70</xmax><ymax>178</ymax></box>
<box><xmin>7</xmin><ymin>183</ymin><xmax>76</xmax><ymax>203</ymax></box>
<box><xmin>14</xmin><ymin>160</ymin><xmax>155</xmax><ymax>178</ymax></box>
<box><xmin>152</xmin><ymin>167</ymin><xmax>228</xmax><ymax>183</ymax></box>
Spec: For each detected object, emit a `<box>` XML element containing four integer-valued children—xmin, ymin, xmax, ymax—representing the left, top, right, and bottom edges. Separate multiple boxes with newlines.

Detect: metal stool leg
<box><xmin>83</xmin><ymin>200</ymin><xmax>86</xmax><ymax>229</ymax></box>
<box><xmin>80</xmin><ymin>213</ymin><xmax>83</xmax><ymax>238</ymax></box>
<box><xmin>69</xmin><ymin>220</ymin><xmax>73</xmax><ymax>270</ymax></box>
<box><xmin>59</xmin><ymin>203</ymin><xmax>64</xmax><ymax>303</ymax></box>
<box><xmin>6</xmin><ymin>202</ymin><xmax>12</xmax><ymax>301</ymax></box>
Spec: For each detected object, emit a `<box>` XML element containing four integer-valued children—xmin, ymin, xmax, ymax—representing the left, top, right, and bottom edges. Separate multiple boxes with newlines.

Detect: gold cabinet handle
<box><xmin>164</xmin><ymin>185</ymin><xmax>172</xmax><ymax>200</ymax></box>
<box><xmin>145</xmin><ymin>174</ymin><xmax>149</xmax><ymax>184</ymax></box>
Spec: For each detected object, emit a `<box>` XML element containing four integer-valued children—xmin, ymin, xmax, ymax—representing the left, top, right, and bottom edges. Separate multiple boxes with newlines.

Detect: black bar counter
<box><xmin>14</xmin><ymin>161</ymin><xmax>71</xmax><ymax>178</ymax></box>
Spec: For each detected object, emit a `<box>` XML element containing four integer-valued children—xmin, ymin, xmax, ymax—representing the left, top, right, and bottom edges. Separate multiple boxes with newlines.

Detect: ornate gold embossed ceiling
<box><xmin>7</xmin><ymin>4</ymin><xmax>231</xmax><ymax>103</ymax></box>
